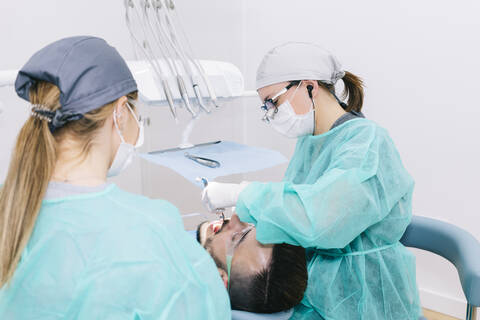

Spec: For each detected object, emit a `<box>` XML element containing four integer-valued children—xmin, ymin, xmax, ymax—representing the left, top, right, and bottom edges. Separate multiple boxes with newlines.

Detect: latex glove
<box><xmin>201</xmin><ymin>181</ymin><xmax>250</xmax><ymax>213</ymax></box>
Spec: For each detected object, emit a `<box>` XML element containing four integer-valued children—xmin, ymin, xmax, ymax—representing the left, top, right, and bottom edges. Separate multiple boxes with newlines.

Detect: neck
<box><xmin>52</xmin><ymin>145</ymin><xmax>110</xmax><ymax>186</ymax></box>
<box><xmin>313</xmin><ymin>95</ymin><xmax>347</xmax><ymax>135</ymax></box>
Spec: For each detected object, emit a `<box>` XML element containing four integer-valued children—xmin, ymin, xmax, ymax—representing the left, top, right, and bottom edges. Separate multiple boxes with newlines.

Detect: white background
<box><xmin>1</xmin><ymin>0</ymin><xmax>479</xmax><ymax>318</ymax></box>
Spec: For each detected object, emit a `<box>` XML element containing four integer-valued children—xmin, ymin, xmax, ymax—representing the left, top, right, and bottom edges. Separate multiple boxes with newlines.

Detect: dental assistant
<box><xmin>202</xmin><ymin>42</ymin><xmax>421</xmax><ymax>319</ymax></box>
<box><xmin>0</xmin><ymin>36</ymin><xmax>230</xmax><ymax>319</ymax></box>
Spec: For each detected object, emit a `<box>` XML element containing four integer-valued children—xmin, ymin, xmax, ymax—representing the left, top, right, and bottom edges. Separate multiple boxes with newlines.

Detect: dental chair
<box><xmin>232</xmin><ymin>215</ymin><xmax>480</xmax><ymax>320</ymax></box>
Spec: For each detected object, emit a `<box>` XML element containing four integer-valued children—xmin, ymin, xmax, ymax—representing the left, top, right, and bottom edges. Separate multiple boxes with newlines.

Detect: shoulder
<box><xmin>338</xmin><ymin>118</ymin><xmax>380</xmax><ymax>139</ymax></box>
<box><xmin>333</xmin><ymin>119</ymin><xmax>397</xmax><ymax>151</ymax></box>
<box><xmin>326</xmin><ymin>119</ymin><xmax>409</xmax><ymax>174</ymax></box>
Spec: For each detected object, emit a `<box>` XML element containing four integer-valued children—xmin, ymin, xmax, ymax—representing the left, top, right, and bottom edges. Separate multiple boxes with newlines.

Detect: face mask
<box><xmin>107</xmin><ymin>102</ymin><xmax>144</xmax><ymax>177</ymax></box>
<box><xmin>269</xmin><ymin>83</ymin><xmax>315</xmax><ymax>138</ymax></box>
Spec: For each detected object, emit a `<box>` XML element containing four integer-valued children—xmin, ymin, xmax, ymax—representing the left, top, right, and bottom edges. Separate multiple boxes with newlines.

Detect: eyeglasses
<box><xmin>209</xmin><ymin>218</ymin><xmax>254</xmax><ymax>290</ymax></box>
<box><xmin>225</xmin><ymin>224</ymin><xmax>254</xmax><ymax>291</ymax></box>
<box><xmin>260</xmin><ymin>81</ymin><xmax>299</xmax><ymax>123</ymax></box>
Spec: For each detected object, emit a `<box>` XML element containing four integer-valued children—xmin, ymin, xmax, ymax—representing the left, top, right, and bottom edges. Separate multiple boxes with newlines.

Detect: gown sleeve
<box><xmin>236</xmin><ymin>124</ymin><xmax>414</xmax><ymax>249</ymax></box>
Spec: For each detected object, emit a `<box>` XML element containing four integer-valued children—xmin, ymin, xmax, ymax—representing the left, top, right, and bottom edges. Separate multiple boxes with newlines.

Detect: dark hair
<box><xmin>317</xmin><ymin>71</ymin><xmax>364</xmax><ymax>113</ymax></box>
<box><xmin>229</xmin><ymin>243</ymin><xmax>308</xmax><ymax>313</ymax></box>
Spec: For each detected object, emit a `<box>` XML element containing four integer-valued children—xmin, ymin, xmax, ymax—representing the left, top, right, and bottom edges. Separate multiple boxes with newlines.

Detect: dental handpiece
<box><xmin>161</xmin><ymin>78</ymin><xmax>177</xmax><ymax>120</ymax></box>
<box><xmin>193</xmin><ymin>84</ymin><xmax>211</xmax><ymax>114</ymax></box>
<box><xmin>177</xmin><ymin>76</ymin><xmax>197</xmax><ymax>117</ymax></box>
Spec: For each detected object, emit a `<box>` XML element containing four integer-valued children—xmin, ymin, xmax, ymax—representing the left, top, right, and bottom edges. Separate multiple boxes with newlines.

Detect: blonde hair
<box><xmin>0</xmin><ymin>81</ymin><xmax>137</xmax><ymax>286</ymax></box>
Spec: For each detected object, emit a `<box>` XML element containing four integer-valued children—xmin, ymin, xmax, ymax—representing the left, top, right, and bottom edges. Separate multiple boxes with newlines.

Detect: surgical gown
<box><xmin>0</xmin><ymin>185</ymin><xmax>231</xmax><ymax>320</ymax></box>
<box><xmin>236</xmin><ymin>119</ymin><xmax>421</xmax><ymax>320</ymax></box>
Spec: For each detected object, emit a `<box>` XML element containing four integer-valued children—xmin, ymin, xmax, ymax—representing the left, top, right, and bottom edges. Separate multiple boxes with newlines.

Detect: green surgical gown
<box><xmin>0</xmin><ymin>185</ymin><xmax>230</xmax><ymax>320</ymax></box>
<box><xmin>236</xmin><ymin>119</ymin><xmax>421</xmax><ymax>320</ymax></box>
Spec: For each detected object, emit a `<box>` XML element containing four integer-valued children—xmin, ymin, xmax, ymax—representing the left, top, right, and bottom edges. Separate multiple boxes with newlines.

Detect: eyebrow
<box><xmin>235</xmin><ymin>228</ymin><xmax>253</xmax><ymax>249</ymax></box>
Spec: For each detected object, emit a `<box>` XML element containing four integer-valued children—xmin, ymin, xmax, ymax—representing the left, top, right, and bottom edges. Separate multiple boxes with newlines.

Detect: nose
<box><xmin>227</xmin><ymin>214</ymin><xmax>248</xmax><ymax>232</ymax></box>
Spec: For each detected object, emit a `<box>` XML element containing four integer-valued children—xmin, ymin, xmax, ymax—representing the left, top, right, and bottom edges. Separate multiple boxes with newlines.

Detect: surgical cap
<box><xmin>255</xmin><ymin>42</ymin><xmax>345</xmax><ymax>90</ymax></box>
<box><xmin>15</xmin><ymin>36</ymin><xmax>137</xmax><ymax>132</ymax></box>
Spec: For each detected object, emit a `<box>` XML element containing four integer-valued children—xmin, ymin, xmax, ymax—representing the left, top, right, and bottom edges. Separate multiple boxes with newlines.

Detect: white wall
<box><xmin>1</xmin><ymin>0</ymin><xmax>479</xmax><ymax>318</ymax></box>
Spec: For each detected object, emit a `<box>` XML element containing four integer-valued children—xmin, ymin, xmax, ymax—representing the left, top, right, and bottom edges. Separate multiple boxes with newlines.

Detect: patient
<box><xmin>197</xmin><ymin>214</ymin><xmax>308</xmax><ymax>313</ymax></box>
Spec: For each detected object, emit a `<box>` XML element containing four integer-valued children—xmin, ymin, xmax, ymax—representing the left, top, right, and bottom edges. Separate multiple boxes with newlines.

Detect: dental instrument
<box><xmin>139</xmin><ymin>0</ymin><xmax>197</xmax><ymax>117</ymax></box>
<box><xmin>149</xmin><ymin>140</ymin><xmax>221</xmax><ymax>155</ymax></box>
<box><xmin>125</xmin><ymin>0</ymin><xmax>178</xmax><ymax>120</ymax></box>
<box><xmin>153</xmin><ymin>0</ymin><xmax>210</xmax><ymax>114</ymax></box>
<box><xmin>184</xmin><ymin>152</ymin><xmax>220</xmax><ymax>168</ymax></box>
<box><xmin>162</xmin><ymin>0</ymin><xmax>220</xmax><ymax>108</ymax></box>
<box><xmin>124</xmin><ymin>0</ymin><xmax>219</xmax><ymax>119</ymax></box>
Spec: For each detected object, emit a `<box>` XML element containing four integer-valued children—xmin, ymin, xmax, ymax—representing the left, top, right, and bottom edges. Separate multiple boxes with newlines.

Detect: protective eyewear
<box><xmin>260</xmin><ymin>81</ymin><xmax>299</xmax><ymax>123</ymax></box>
<box><xmin>225</xmin><ymin>224</ymin><xmax>255</xmax><ymax>291</ymax></box>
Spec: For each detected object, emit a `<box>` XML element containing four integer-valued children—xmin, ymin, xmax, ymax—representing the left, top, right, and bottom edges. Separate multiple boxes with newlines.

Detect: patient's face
<box><xmin>198</xmin><ymin>214</ymin><xmax>273</xmax><ymax>282</ymax></box>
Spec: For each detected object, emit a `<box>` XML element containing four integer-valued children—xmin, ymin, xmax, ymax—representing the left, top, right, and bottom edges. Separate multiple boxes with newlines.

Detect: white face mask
<box><xmin>268</xmin><ymin>82</ymin><xmax>315</xmax><ymax>138</ymax></box>
<box><xmin>107</xmin><ymin>102</ymin><xmax>144</xmax><ymax>177</ymax></box>
<box><xmin>270</xmin><ymin>100</ymin><xmax>314</xmax><ymax>138</ymax></box>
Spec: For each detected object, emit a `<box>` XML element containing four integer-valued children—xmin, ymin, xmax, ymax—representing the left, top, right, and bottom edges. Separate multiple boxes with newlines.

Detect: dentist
<box><xmin>202</xmin><ymin>42</ymin><xmax>421</xmax><ymax>319</ymax></box>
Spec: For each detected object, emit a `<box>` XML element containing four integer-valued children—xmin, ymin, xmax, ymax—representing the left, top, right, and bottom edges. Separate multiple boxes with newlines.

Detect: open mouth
<box><xmin>209</xmin><ymin>220</ymin><xmax>223</xmax><ymax>234</ymax></box>
<box><xmin>198</xmin><ymin>219</ymin><xmax>227</xmax><ymax>246</ymax></box>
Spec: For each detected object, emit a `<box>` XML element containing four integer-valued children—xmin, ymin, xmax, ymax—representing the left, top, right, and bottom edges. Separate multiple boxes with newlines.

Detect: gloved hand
<box><xmin>201</xmin><ymin>181</ymin><xmax>250</xmax><ymax>213</ymax></box>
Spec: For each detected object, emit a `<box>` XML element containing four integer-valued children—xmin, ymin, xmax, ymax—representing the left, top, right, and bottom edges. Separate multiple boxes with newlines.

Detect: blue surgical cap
<box><xmin>15</xmin><ymin>36</ymin><xmax>137</xmax><ymax>132</ymax></box>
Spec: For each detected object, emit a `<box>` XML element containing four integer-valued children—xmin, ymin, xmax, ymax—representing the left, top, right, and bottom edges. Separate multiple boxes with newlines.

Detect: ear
<box><xmin>218</xmin><ymin>268</ymin><xmax>229</xmax><ymax>289</ymax></box>
<box><xmin>112</xmin><ymin>96</ymin><xmax>129</xmax><ymax>128</ymax></box>
<box><xmin>303</xmin><ymin>80</ymin><xmax>320</xmax><ymax>99</ymax></box>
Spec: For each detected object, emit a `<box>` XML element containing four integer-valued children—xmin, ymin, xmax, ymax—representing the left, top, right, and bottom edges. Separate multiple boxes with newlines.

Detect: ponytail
<box><xmin>0</xmin><ymin>83</ymin><xmax>139</xmax><ymax>287</ymax></box>
<box><xmin>0</xmin><ymin>82</ymin><xmax>59</xmax><ymax>286</ymax></box>
<box><xmin>341</xmin><ymin>71</ymin><xmax>364</xmax><ymax>113</ymax></box>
